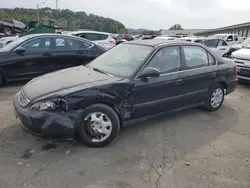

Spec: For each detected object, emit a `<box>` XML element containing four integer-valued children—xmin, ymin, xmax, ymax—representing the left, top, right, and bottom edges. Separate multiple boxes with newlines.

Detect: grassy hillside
<box><xmin>0</xmin><ymin>7</ymin><xmax>127</xmax><ymax>33</ymax></box>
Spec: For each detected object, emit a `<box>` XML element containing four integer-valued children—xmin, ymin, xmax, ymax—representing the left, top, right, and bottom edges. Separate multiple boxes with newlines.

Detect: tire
<box><xmin>77</xmin><ymin>104</ymin><xmax>120</xmax><ymax>147</ymax></box>
<box><xmin>204</xmin><ymin>83</ymin><xmax>225</xmax><ymax>111</ymax></box>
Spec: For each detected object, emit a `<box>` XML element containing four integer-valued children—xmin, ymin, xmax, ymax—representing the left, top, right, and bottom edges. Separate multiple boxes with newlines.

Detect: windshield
<box><xmin>213</xmin><ymin>35</ymin><xmax>227</xmax><ymax>40</ymax></box>
<box><xmin>88</xmin><ymin>43</ymin><xmax>152</xmax><ymax>77</ymax></box>
<box><xmin>202</xmin><ymin>39</ymin><xmax>219</xmax><ymax>47</ymax></box>
<box><xmin>0</xmin><ymin>35</ymin><xmax>32</xmax><ymax>52</ymax></box>
<box><xmin>242</xmin><ymin>38</ymin><xmax>250</xmax><ymax>48</ymax></box>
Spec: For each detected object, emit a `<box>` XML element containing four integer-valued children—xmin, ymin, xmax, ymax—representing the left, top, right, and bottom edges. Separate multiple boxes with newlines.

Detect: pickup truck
<box><xmin>13</xmin><ymin>40</ymin><xmax>238</xmax><ymax>147</ymax></box>
<box><xmin>211</xmin><ymin>34</ymin><xmax>241</xmax><ymax>45</ymax></box>
<box><xmin>232</xmin><ymin>40</ymin><xmax>250</xmax><ymax>81</ymax></box>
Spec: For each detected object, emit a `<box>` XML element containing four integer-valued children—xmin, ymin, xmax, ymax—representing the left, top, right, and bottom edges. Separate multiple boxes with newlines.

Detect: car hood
<box><xmin>22</xmin><ymin>66</ymin><xmax>123</xmax><ymax>101</ymax></box>
<box><xmin>232</xmin><ymin>49</ymin><xmax>250</xmax><ymax>59</ymax></box>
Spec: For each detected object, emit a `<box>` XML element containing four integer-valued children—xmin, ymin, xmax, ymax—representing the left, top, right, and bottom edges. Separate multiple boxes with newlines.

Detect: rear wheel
<box><xmin>77</xmin><ymin>104</ymin><xmax>120</xmax><ymax>147</ymax></box>
<box><xmin>204</xmin><ymin>84</ymin><xmax>225</xmax><ymax>111</ymax></box>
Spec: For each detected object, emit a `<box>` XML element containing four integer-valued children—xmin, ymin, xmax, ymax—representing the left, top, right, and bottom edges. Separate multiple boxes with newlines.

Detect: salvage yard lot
<box><xmin>0</xmin><ymin>83</ymin><xmax>250</xmax><ymax>188</ymax></box>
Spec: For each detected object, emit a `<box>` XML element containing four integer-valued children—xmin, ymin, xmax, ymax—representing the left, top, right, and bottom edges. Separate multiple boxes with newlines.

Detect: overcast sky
<box><xmin>1</xmin><ymin>0</ymin><xmax>250</xmax><ymax>30</ymax></box>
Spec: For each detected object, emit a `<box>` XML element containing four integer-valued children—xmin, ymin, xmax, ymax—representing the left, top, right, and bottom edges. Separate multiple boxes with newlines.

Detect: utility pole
<box><xmin>37</xmin><ymin>4</ymin><xmax>40</xmax><ymax>23</ymax></box>
<box><xmin>56</xmin><ymin>0</ymin><xmax>58</xmax><ymax>10</ymax></box>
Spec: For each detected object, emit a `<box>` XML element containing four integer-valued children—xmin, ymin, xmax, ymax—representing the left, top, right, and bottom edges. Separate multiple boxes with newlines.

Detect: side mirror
<box><xmin>138</xmin><ymin>67</ymin><xmax>160</xmax><ymax>79</ymax></box>
<box><xmin>14</xmin><ymin>47</ymin><xmax>26</xmax><ymax>54</ymax></box>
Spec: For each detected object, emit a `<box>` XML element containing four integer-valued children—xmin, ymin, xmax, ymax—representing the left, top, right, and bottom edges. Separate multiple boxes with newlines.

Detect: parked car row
<box><xmin>12</xmin><ymin>38</ymin><xmax>237</xmax><ymax>147</ymax></box>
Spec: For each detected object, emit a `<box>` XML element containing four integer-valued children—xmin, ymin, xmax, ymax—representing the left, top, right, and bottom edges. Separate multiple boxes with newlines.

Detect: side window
<box><xmin>55</xmin><ymin>38</ymin><xmax>67</xmax><ymax>50</ymax></box>
<box><xmin>183</xmin><ymin>46</ymin><xmax>208</xmax><ymax>69</ymax></box>
<box><xmin>235</xmin><ymin>35</ymin><xmax>238</xmax><ymax>41</ymax></box>
<box><xmin>226</xmin><ymin>35</ymin><xmax>233</xmax><ymax>42</ymax></box>
<box><xmin>222</xmin><ymin>41</ymin><xmax>228</xmax><ymax>46</ymax></box>
<box><xmin>20</xmin><ymin>38</ymin><xmax>51</xmax><ymax>51</ymax></box>
<box><xmin>147</xmin><ymin>46</ymin><xmax>181</xmax><ymax>74</ymax></box>
<box><xmin>85</xmin><ymin>33</ymin><xmax>100</xmax><ymax>41</ymax></box>
<box><xmin>54</xmin><ymin>38</ymin><xmax>81</xmax><ymax>50</ymax></box>
<box><xmin>67</xmin><ymin>38</ymin><xmax>80</xmax><ymax>50</ymax></box>
<box><xmin>79</xmin><ymin>40</ymin><xmax>94</xmax><ymax>49</ymax></box>
<box><xmin>98</xmin><ymin>34</ymin><xmax>108</xmax><ymax>40</ymax></box>
<box><xmin>76</xmin><ymin>33</ymin><xmax>86</xmax><ymax>39</ymax></box>
<box><xmin>208</xmin><ymin>52</ymin><xmax>216</xmax><ymax>65</ymax></box>
<box><xmin>217</xmin><ymin>40</ymin><xmax>223</xmax><ymax>47</ymax></box>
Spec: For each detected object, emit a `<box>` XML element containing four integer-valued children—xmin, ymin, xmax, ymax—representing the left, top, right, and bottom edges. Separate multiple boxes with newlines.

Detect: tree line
<box><xmin>0</xmin><ymin>7</ymin><xmax>128</xmax><ymax>34</ymax></box>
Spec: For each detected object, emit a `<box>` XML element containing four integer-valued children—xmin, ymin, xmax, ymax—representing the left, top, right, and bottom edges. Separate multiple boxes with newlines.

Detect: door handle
<box><xmin>174</xmin><ymin>79</ymin><xmax>183</xmax><ymax>85</ymax></box>
<box><xmin>42</xmin><ymin>52</ymin><xmax>52</xmax><ymax>57</ymax></box>
<box><xmin>220</xmin><ymin>48</ymin><xmax>226</xmax><ymax>50</ymax></box>
<box><xmin>211</xmin><ymin>72</ymin><xmax>216</xmax><ymax>77</ymax></box>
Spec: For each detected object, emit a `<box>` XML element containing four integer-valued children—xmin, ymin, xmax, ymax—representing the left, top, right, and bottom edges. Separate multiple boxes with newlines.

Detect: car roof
<box><xmin>124</xmin><ymin>39</ymin><xmax>205</xmax><ymax>48</ymax></box>
<box><xmin>68</xmin><ymin>31</ymin><xmax>111</xmax><ymax>35</ymax></box>
<box><xmin>19</xmin><ymin>33</ymin><xmax>93</xmax><ymax>41</ymax></box>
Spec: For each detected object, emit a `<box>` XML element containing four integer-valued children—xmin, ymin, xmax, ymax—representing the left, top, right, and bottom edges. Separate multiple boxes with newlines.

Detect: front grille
<box><xmin>235</xmin><ymin>61</ymin><xmax>244</xmax><ymax>64</ymax></box>
<box><xmin>18</xmin><ymin>91</ymin><xmax>30</xmax><ymax>107</ymax></box>
<box><xmin>235</xmin><ymin>57</ymin><xmax>250</xmax><ymax>61</ymax></box>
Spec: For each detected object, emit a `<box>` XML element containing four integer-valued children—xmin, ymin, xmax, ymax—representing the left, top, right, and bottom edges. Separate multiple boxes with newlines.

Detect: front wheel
<box><xmin>77</xmin><ymin>104</ymin><xmax>120</xmax><ymax>147</ymax></box>
<box><xmin>204</xmin><ymin>84</ymin><xmax>225</xmax><ymax>111</ymax></box>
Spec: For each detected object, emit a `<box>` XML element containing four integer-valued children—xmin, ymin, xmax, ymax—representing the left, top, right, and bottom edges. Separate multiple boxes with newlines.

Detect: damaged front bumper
<box><xmin>13</xmin><ymin>94</ymin><xmax>83</xmax><ymax>140</ymax></box>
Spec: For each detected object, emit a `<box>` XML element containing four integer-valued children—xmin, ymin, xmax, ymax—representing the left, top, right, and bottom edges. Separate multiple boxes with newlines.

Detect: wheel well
<box><xmin>89</xmin><ymin>101</ymin><xmax>122</xmax><ymax>124</ymax></box>
<box><xmin>218</xmin><ymin>81</ymin><xmax>227</xmax><ymax>90</ymax></box>
<box><xmin>0</xmin><ymin>69</ymin><xmax>6</xmax><ymax>85</ymax></box>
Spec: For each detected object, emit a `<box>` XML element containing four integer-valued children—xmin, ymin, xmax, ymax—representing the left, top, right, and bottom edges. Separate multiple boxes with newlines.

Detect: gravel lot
<box><xmin>0</xmin><ymin>83</ymin><xmax>250</xmax><ymax>188</ymax></box>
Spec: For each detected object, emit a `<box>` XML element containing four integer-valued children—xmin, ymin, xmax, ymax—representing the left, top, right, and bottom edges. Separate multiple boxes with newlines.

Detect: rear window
<box><xmin>78</xmin><ymin>33</ymin><xmax>108</xmax><ymax>41</ymax></box>
<box><xmin>98</xmin><ymin>34</ymin><xmax>108</xmax><ymax>40</ymax></box>
<box><xmin>202</xmin><ymin>39</ymin><xmax>219</xmax><ymax>48</ymax></box>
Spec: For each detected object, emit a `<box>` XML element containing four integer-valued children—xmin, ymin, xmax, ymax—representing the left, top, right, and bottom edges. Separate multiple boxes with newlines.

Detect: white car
<box><xmin>177</xmin><ymin>36</ymin><xmax>205</xmax><ymax>43</ymax></box>
<box><xmin>154</xmin><ymin>36</ymin><xmax>176</xmax><ymax>40</ymax></box>
<box><xmin>232</xmin><ymin>46</ymin><xmax>250</xmax><ymax>81</ymax></box>
<box><xmin>201</xmin><ymin>39</ymin><xmax>230</xmax><ymax>58</ymax></box>
<box><xmin>209</xmin><ymin>34</ymin><xmax>241</xmax><ymax>45</ymax></box>
<box><xmin>0</xmin><ymin>35</ymin><xmax>19</xmax><ymax>48</ymax></box>
<box><xmin>67</xmin><ymin>31</ymin><xmax>116</xmax><ymax>50</ymax></box>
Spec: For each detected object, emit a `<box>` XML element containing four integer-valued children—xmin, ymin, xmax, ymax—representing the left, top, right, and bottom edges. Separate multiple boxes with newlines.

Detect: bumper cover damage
<box><xmin>13</xmin><ymin>94</ymin><xmax>83</xmax><ymax>140</ymax></box>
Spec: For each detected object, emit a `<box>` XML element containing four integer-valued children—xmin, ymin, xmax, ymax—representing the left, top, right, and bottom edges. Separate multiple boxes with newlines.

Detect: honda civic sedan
<box><xmin>0</xmin><ymin>34</ymin><xmax>106</xmax><ymax>85</ymax></box>
<box><xmin>13</xmin><ymin>40</ymin><xmax>237</xmax><ymax>147</ymax></box>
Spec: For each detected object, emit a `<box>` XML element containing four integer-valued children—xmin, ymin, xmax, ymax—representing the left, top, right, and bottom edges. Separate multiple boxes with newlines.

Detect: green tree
<box><xmin>169</xmin><ymin>24</ymin><xmax>183</xmax><ymax>30</ymax></box>
<box><xmin>0</xmin><ymin>7</ymin><xmax>127</xmax><ymax>33</ymax></box>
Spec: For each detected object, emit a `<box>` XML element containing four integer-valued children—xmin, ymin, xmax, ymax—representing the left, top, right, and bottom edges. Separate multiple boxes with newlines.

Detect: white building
<box><xmin>160</xmin><ymin>29</ymin><xmax>206</xmax><ymax>37</ymax></box>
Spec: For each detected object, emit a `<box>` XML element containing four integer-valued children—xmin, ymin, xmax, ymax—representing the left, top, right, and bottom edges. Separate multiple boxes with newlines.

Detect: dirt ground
<box><xmin>0</xmin><ymin>82</ymin><xmax>250</xmax><ymax>188</ymax></box>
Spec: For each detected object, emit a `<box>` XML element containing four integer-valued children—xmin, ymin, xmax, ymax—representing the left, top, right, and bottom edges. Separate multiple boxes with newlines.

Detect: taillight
<box><xmin>109</xmin><ymin>39</ymin><xmax>116</xmax><ymax>45</ymax></box>
<box><xmin>234</xmin><ymin>64</ymin><xmax>238</xmax><ymax>74</ymax></box>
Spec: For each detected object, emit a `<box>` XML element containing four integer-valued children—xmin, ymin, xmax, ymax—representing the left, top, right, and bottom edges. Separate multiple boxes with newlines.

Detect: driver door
<box><xmin>133</xmin><ymin>46</ymin><xmax>185</xmax><ymax>118</ymax></box>
<box><xmin>4</xmin><ymin>37</ymin><xmax>53</xmax><ymax>81</ymax></box>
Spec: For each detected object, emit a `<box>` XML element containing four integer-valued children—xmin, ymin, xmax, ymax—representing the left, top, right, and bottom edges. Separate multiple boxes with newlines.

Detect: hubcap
<box><xmin>84</xmin><ymin>112</ymin><xmax>112</xmax><ymax>143</ymax></box>
<box><xmin>210</xmin><ymin>88</ymin><xmax>223</xmax><ymax>108</ymax></box>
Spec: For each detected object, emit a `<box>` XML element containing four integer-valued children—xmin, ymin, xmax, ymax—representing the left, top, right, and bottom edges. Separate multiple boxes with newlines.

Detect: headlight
<box><xmin>30</xmin><ymin>98</ymin><xmax>68</xmax><ymax>111</ymax></box>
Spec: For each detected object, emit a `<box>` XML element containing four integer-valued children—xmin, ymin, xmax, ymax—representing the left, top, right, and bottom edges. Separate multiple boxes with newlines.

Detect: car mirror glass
<box><xmin>138</xmin><ymin>67</ymin><xmax>160</xmax><ymax>79</ymax></box>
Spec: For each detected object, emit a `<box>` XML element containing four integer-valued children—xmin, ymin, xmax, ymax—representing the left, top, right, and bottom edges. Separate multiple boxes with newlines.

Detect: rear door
<box><xmin>179</xmin><ymin>45</ymin><xmax>217</xmax><ymax>106</ymax></box>
<box><xmin>47</xmin><ymin>36</ymin><xmax>99</xmax><ymax>71</ymax></box>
